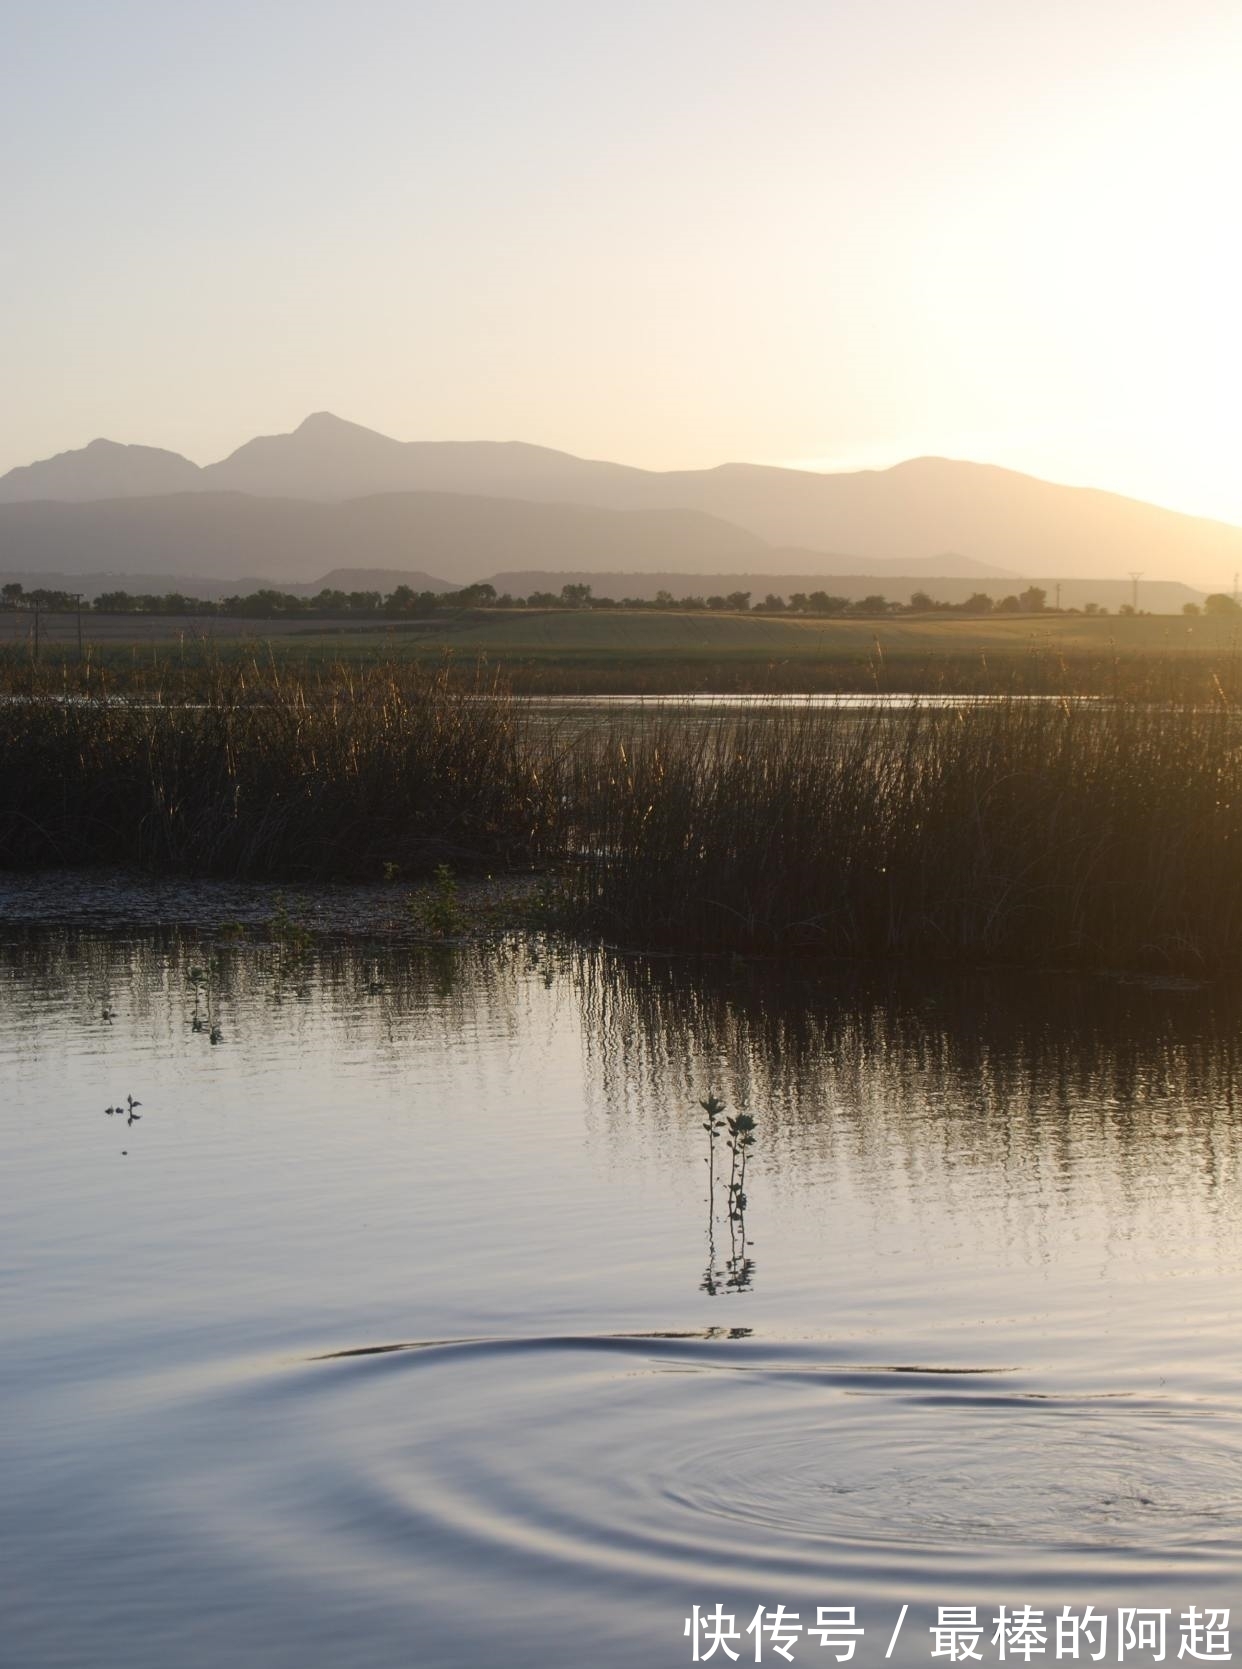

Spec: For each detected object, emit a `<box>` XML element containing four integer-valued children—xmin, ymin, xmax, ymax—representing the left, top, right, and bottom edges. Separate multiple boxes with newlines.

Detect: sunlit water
<box><xmin>3</xmin><ymin>889</ymin><xmax>1241</xmax><ymax>1668</ymax></box>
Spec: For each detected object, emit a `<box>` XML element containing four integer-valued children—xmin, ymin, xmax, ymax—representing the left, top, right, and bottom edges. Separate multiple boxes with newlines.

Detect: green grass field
<box><xmin>277</xmin><ymin>608</ymin><xmax>1242</xmax><ymax>695</ymax></box>
<box><xmin>6</xmin><ymin>606</ymin><xmax>1241</xmax><ymax>694</ymax></box>
<box><xmin>379</xmin><ymin>607</ymin><xmax>1237</xmax><ymax>659</ymax></box>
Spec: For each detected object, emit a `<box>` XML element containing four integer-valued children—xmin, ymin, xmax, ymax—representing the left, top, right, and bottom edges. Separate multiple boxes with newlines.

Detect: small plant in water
<box><xmin>696</xmin><ymin>1093</ymin><xmax>758</xmax><ymax>1296</ymax></box>
<box><xmin>187</xmin><ymin>963</ymin><xmax>209</xmax><ymax>1032</ymax></box>
<box><xmin>267</xmin><ymin>892</ymin><xmax>312</xmax><ymax>952</ymax></box>
<box><xmin>698</xmin><ymin>1093</ymin><xmax>727</xmax><ymax>1296</ymax></box>
<box><xmin>725</xmin><ymin>1110</ymin><xmax>757</xmax><ymax>1292</ymax></box>
<box><xmin>408</xmin><ymin>864</ymin><xmax>463</xmax><ymax>939</ymax></box>
<box><xmin>726</xmin><ymin>1111</ymin><xmax>757</xmax><ymax>1220</ymax></box>
<box><xmin>700</xmin><ymin>1093</ymin><xmax>726</xmax><ymax>1219</ymax></box>
<box><xmin>428</xmin><ymin>863</ymin><xmax>461</xmax><ymax>937</ymax></box>
<box><xmin>186</xmin><ymin>955</ymin><xmax>228</xmax><ymax>1040</ymax></box>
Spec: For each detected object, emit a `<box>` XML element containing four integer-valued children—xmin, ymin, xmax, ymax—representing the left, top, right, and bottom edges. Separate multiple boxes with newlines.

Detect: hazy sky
<box><xmin>3</xmin><ymin>1</ymin><xmax>1240</xmax><ymax>521</ymax></box>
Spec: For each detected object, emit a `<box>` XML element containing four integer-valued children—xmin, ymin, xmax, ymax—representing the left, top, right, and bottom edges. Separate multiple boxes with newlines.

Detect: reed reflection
<box><xmin>578</xmin><ymin>950</ymin><xmax>1242</xmax><ymax>1248</ymax></box>
<box><xmin>0</xmin><ymin>925</ymin><xmax>530</xmax><ymax>1076</ymax></box>
<box><xmin>4</xmin><ymin>925</ymin><xmax>1241</xmax><ymax>1261</ymax></box>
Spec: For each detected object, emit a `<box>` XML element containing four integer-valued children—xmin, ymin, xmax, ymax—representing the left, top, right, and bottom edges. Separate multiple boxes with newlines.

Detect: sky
<box><xmin>3</xmin><ymin>0</ymin><xmax>1241</xmax><ymax>522</ymax></box>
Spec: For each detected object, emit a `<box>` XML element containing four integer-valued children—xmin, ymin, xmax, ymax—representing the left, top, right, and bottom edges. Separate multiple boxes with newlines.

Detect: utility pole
<box><xmin>1054</xmin><ymin>582</ymin><xmax>1061</xmax><ymax>612</ymax></box>
<box><xmin>74</xmin><ymin>592</ymin><xmax>83</xmax><ymax>658</ymax></box>
<box><xmin>1128</xmin><ymin>571</ymin><xmax>1143</xmax><ymax>613</ymax></box>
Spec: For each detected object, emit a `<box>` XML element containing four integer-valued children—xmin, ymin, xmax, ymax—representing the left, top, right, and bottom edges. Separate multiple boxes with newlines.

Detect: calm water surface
<box><xmin>3</xmin><ymin>897</ymin><xmax>1241</xmax><ymax>1668</ymax></box>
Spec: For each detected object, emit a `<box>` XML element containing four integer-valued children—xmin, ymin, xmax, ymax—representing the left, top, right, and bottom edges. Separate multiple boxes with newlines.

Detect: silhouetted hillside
<box><xmin>4</xmin><ymin>413</ymin><xmax>1241</xmax><ymax>583</ymax></box>
<box><xmin>0</xmin><ymin>491</ymin><xmax>766</xmax><ymax>585</ymax></box>
<box><xmin>0</xmin><ymin>438</ymin><xmax>202</xmax><ymax>502</ymax></box>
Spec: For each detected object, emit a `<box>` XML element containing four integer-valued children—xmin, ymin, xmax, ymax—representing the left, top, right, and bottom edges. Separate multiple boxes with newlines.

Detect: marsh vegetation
<box><xmin>3</xmin><ymin>652</ymin><xmax>1242</xmax><ymax>972</ymax></box>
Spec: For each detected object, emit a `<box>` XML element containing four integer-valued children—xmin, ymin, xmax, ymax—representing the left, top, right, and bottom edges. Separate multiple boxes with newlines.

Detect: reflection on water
<box><xmin>3</xmin><ymin>918</ymin><xmax>1241</xmax><ymax>1669</ymax></box>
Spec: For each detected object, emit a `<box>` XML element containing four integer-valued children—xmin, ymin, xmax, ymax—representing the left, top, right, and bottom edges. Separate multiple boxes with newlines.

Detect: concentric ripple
<box><xmin>152</xmin><ymin>1332</ymin><xmax>1242</xmax><ymax>1669</ymax></box>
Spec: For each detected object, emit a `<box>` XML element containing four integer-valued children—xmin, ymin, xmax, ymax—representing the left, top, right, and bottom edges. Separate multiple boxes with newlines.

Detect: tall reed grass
<box><xmin>563</xmin><ymin>699</ymin><xmax>1242</xmax><ymax>971</ymax></box>
<box><xmin>0</xmin><ymin>658</ymin><xmax>555</xmax><ymax>877</ymax></box>
<box><xmin>5</xmin><ymin>652</ymin><xmax>1242</xmax><ymax>972</ymax></box>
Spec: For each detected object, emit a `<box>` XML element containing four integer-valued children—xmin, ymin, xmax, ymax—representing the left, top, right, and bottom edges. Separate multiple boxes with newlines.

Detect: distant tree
<box><xmin>455</xmin><ymin>582</ymin><xmax>497</xmax><ymax>607</ymax></box>
<box><xmin>26</xmin><ymin>588</ymin><xmax>79</xmax><ymax>610</ymax></box>
<box><xmin>1117</xmin><ymin>603</ymin><xmax>1135</xmax><ymax>617</ymax></box>
<box><xmin>654</xmin><ymin>590</ymin><xmax>675</xmax><ymax>608</ymax></box>
<box><xmin>725</xmin><ymin>591</ymin><xmax>752</xmax><ymax>612</ymax></box>
<box><xmin>1182</xmin><ymin>601</ymin><xmax>1202</xmax><ymax>616</ymax></box>
<box><xmin>706</xmin><ymin>595</ymin><xmax>728</xmax><ymax>610</ymax></box>
<box><xmin>806</xmin><ymin>591</ymin><xmax>848</xmax><ymax>615</ymax></box>
<box><xmin>1018</xmin><ymin>586</ymin><xmax>1048</xmax><ymax>613</ymax></box>
<box><xmin>236</xmin><ymin>591</ymin><xmax>300</xmax><ymax>615</ymax></box>
<box><xmin>958</xmin><ymin>592</ymin><xmax>994</xmax><ymax>613</ymax></box>
<box><xmin>909</xmin><ymin>591</ymin><xmax>935</xmax><ymax>612</ymax></box>
<box><xmin>1</xmin><ymin>582</ymin><xmax>23</xmax><ymax>605</ymax></box>
<box><xmin>526</xmin><ymin>591</ymin><xmax>559</xmax><ymax>607</ymax></box>
<box><xmin>1203</xmin><ymin>593</ymin><xmax>1241</xmax><ymax>616</ymax></box>
<box><xmin>761</xmin><ymin>593</ymin><xmax>785</xmax><ymax>612</ymax></box>
<box><xmin>995</xmin><ymin>594</ymin><xmax>1021</xmax><ymax>613</ymax></box>
<box><xmin>849</xmin><ymin>594</ymin><xmax>889</xmax><ymax>614</ymax></box>
<box><xmin>679</xmin><ymin>595</ymin><xmax>706</xmax><ymax>610</ymax></box>
<box><xmin>788</xmin><ymin>592</ymin><xmax>809</xmax><ymax>612</ymax></box>
<box><xmin>384</xmin><ymin>585</ymin><xmax>417</xmax><ymax>615</ymax></box>
<box><xmin>560</xmin><ymin>582</ymin><xmax>592</xmax><ymax>608</ymax></box>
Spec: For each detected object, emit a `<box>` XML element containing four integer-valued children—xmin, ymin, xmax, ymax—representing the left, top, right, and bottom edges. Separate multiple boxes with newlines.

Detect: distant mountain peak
<box><xmin>295</xmin><ymin>410</ymin><xmax>376</xmax><ymax>435</ymax></box>
<box><xmin>0</xmin><ymin>436</ymin><xmax>202</xmax><ymax>504</ymax></box>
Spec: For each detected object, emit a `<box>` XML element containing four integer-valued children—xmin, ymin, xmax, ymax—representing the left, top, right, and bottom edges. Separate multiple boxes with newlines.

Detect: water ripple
<box><xmin>173</xmin><ymin>1331</ymin><xmax>1242</xmax><ymax>1639</ymax></box>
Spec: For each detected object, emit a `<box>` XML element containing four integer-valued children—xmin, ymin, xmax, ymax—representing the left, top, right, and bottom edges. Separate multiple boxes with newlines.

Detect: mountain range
<box><xmin>1</xmin><ymin>412</ymin><xmax>1239</xmax><ymax>588</ymax></box>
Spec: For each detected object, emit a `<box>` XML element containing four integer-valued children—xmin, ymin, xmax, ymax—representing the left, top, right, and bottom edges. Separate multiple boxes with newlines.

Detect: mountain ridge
<box><xmin>0</xmin><ymin>490</ymin><xmax>775</xmax><ymax>586</ymax></box>
<box><xmin>3</xmin><ymin>416</ymin><xmax>1240</xmax><ymax>584</ymax></box>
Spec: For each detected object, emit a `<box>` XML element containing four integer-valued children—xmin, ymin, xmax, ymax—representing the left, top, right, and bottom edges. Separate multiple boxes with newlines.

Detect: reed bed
<box><xmin>563</xmin><ymin>699</ymin><xmax>1242</xmax><ymax>972</ymax></box>
<box><xmin>5</xmin><ymin>653</ymin><xmax>1242</xmax><ymax>972</ymax></box>
<box><xmin>0</xmin><ymin>658</ymin><xmax>556</xmax><ymax>878</ymax></box>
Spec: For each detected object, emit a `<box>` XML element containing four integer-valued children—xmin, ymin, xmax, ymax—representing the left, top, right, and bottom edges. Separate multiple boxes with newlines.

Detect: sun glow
<box><xmin>4</xmin><ymin>3</ymin><xmax>1242</xmax><ymax>528</ymax></box>
<box><xmin>779</xmin><ymin>15</ymin><xmax>1242</xmax><ymax>523</ymax></box>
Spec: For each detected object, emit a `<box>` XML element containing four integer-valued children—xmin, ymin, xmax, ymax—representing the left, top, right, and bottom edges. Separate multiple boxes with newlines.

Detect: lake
<box><xmin>3</xmin><ymin>879</ymin><xmax>1240</xmax><ymax>1669</ymax></box>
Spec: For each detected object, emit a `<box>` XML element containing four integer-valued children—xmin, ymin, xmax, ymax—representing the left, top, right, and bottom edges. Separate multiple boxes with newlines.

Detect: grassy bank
<box><xmin>4</xmin><ymin>656</ymin><xmax>1242</xmax><ymax>972</ymax></box>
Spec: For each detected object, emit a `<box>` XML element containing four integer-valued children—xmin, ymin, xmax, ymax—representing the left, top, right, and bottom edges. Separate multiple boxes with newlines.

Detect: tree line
<box><xmin>1</xmin><ymin>579</ymin><xmax>1233</xmax><ymax>619</ymax></box>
